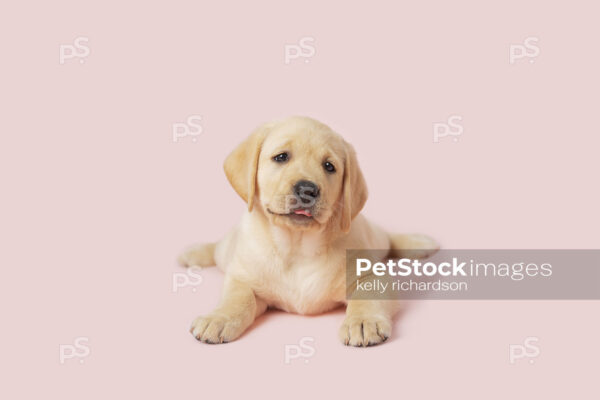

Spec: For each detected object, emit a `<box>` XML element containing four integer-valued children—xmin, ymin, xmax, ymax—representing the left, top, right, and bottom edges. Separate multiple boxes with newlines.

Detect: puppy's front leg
<box><xmin>191</xmin><ymin>277</ymin><xmax>266</xmax><ymax>344</ymax></box>
<box><xmin>339</xmin><ymin>300</ymin><xmax>396</xmax><ymax>347</ymax></box>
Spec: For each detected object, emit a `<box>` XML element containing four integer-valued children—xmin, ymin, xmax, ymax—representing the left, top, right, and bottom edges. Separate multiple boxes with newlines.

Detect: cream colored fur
<box><xmin>178</xmin><ymin>116</ymin><xmax>437</xmax><ymax>346</ymax></box>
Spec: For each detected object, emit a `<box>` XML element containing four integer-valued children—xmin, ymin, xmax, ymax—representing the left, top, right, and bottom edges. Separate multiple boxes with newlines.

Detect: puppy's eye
<box><xmin>323</xmin><ymin>161</ymin><xmax>336</xmax><ymax>173</ymax></box>
<box><xmin>273</xmin><ymin>152</ymin><xmax>289</xmax><ymax>162</ymax></box>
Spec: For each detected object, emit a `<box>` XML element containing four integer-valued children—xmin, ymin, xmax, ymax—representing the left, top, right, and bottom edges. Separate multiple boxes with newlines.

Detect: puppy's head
<box><xmin>224</xmin><ymin>116</ymin><xmax>367</xmax><ymax>232</ymax></box>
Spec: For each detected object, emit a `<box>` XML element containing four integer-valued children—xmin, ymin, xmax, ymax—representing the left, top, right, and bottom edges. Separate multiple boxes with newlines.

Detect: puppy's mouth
<box><xmin>267</xmin><ymin>208</ymin><xmax>315</xmax><ymax>222</ymax></box>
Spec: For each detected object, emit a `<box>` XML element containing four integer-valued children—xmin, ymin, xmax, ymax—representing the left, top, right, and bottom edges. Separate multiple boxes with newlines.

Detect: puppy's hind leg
<box><xmin>178</xmin><ymin>242</ymin><xmax>216</xmax><ymax>268</ymax></box>
<box><xmin>388</xmin><ymin>233</ymin><xmax>439</xmax><ymax>260</ymax></box>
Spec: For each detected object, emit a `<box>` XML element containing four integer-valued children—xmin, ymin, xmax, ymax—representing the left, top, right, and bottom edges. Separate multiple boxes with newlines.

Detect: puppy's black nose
<box><xmin>294</xmin><ymin>180</ymin><xmax>320</xmax><ymax>204</ymax></box>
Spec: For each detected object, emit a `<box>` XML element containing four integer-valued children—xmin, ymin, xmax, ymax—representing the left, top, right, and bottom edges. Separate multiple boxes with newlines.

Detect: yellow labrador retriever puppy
<box><xmin>179</xmin><ymin>116</ymin><xmax>437</xmax><ymax>346</ymax></box>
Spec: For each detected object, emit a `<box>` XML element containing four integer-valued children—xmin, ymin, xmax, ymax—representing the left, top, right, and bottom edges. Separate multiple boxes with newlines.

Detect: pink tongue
<box><xmin>294</xmin><ymin>209</ymin><xmax>312</xmax><ymax>217</ymax></box>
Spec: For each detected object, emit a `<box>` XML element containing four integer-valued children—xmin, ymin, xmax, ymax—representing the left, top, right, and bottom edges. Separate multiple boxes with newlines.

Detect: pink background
<box><xmin>2</xmin><ymin>1</ymin><xmax>599</xmax><ymax>398</ymax></box>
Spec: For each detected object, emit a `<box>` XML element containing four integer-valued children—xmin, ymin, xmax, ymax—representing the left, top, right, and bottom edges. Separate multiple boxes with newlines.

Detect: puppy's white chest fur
<box><xmin>237</xmin><ymin>226</ymin><xmax>344</xmax><ymax>315</ymax></box>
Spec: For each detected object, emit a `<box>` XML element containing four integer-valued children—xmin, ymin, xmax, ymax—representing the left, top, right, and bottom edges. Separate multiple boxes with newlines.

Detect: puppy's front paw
<box><xmin>339</xmin><ymin>315</ymin><xmax>392</xmax><ymax>347</ymax></box>
<box><xmin>190</xmin><ymin>314</ymin><xmax>245</xmax><ymax>344</ymax></box>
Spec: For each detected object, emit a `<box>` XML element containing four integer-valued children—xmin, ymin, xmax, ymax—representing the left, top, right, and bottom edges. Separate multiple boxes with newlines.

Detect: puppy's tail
<box><xmin>177</xmin><ymin>242</ymin><xmax>217</xmax><ymax>268</ymax></box>
<box><xmin>387</xmin><ymin>233</ymin><xmax>439</xmax><ymax>260</ymax></box>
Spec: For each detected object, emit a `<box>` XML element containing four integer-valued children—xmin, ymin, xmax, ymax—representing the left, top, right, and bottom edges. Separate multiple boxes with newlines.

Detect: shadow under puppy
<box><xmin>179</xmin><ymin>116</ymin><xmax>438</xmax><ymax>346</ymax></box>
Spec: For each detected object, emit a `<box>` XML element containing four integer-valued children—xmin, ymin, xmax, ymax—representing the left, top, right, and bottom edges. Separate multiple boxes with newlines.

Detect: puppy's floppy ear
<box><xmin>223</xmin><ymin>123</ymin><xmax>272</xmax><ymax>211</ymax></box>
<box><xmin>340</xmin><ymin>141</ymin><xmax>368</xmax><ymax>233</ymax></box>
